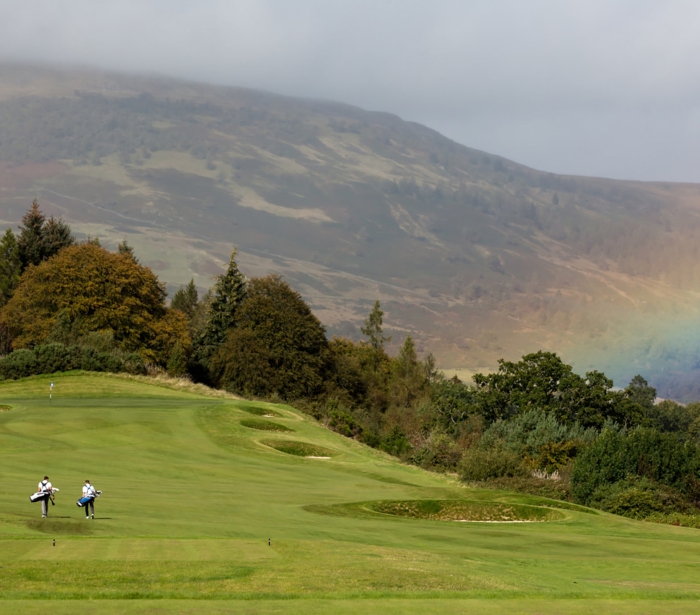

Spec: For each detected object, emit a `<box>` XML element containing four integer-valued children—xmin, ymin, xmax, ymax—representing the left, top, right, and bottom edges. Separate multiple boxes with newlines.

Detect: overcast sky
<box><xmin>2</xmin><ymin>0</ymin><xmax>700</xmax><ymax>182</ymax></box>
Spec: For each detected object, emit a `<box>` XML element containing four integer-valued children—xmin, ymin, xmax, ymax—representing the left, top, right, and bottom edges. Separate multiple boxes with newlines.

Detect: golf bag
<box><xmin>30</xmin><ymin>487</ymin><xmax>58</xmax><ymax>503</ymax></box>
<box><xmin>76</xmin><ymin>490</ymin><xmax>102</xmax><ymax>507</ymax></box>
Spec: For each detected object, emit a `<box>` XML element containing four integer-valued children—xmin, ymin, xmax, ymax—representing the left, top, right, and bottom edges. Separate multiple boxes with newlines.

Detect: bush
<box><xmin>587</xmin><ymin>478</ymin><xmax>694</xmax><ymax>520</ymax></box>
<box><xmin>646</xmin><ymin>512</ymin><xmax>700</xmax><ymax>529</ymax></box>
<box><xmin>0</xmin><ymin>348</ymin><xmax>37</xmax><ymax>379</ymax></box>
<box><xmin>458</xmin><ymin>448</ymin><xmax>528</xmax><ymax>481</ymax></box>
<box><xmin>0</xmin><ymin>343</ymin><xmax>145</xmax><ymax>380</ymax></box>
<box><xmin>481</xmin><ymin>476</ymin><xmax>573</xmax><ymax>502</ymax></box>
<box><xmin>410</xmin><ymin>430</ymin><xmax>463</xmax><ymax>471</ymax></box>
<box><xmin>571</xmin><ymin>427</ymin><xmax>700</xmax><ymax>505</ymax></box>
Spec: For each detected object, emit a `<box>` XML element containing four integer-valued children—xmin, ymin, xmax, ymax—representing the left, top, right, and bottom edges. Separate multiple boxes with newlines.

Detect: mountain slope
<box><xmin>1</xmin><ymin>64</ymin><xmax>700</xmax><ymax>396</ymax></box>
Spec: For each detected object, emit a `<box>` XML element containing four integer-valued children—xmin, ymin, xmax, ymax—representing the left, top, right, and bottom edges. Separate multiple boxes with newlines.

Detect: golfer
<box><xmin>82</xmin><ymin>480</ymin><xmax>97</xmax><ymax>519</ymax></box>
<box><xmin>38</xmin><ymin>476</ymin><xmax>52</xmax><ymax>518</ymax></box>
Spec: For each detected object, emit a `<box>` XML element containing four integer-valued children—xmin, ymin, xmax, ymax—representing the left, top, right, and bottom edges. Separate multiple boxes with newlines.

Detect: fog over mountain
<box><xmin>2</xmin><ymin>1</ymin><xmax>700</xmax><ymax>181</ymax></box>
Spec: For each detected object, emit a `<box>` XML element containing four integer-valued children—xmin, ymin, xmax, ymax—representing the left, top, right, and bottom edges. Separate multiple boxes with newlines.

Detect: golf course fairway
<box><xmin>1</xmin><ymin>372</ymin><xmax>700</xmax><ymax>614</ymax></box>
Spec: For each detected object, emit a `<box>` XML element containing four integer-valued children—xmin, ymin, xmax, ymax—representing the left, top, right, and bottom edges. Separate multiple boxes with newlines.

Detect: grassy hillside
<box><xmin>1</xmin><ymin>64</ymin><xmax>700</xmax><ymax>396</ymax></box>
<box><xmin>1</xmin><ymin>373</ymin><xmax>700</xmax><ymax>613</ymax></box>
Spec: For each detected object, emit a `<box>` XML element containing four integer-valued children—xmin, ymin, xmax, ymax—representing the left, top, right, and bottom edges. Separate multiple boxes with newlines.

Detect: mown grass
<box><xmin>1</xmin><ymin>372</ymin><xmax>700</xmax><ymax>613</ymax></box>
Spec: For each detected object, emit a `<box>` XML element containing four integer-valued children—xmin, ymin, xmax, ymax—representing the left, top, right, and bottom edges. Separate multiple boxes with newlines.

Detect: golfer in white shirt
<box><xmin>82</xmin><ymin>480</ymin><xmax>97</xmax><ymax>519</ymax></box>
<box><xmin>38</xmin><ymin>476</ymin><xmax>52</xmax><ymax>517</ymax></box>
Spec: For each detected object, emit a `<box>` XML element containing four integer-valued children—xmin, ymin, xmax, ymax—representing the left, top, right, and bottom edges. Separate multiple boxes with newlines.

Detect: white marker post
<box><xmin>50</xmin><ymin>382</ymin><xmax>54</xmax><ymax>404</ymax></box>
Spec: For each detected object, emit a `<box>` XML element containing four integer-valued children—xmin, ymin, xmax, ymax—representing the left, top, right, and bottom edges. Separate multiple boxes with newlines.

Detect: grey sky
<box><xmin>2</xmin><ymin>0</ymin><xmax>700</xmax><ymax>181</ymax></box>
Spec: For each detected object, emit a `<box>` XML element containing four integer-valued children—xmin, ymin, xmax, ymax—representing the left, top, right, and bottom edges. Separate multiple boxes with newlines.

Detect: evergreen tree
<box><xmin>195</xmin><ymin>249</ymin><xmax>247</xmax><ymax>363</ymax></box>
<box><xmin>361</xmin><ymin>300</ymin><xmax>391</xmax><ymax>351</ymax></box>
<box><xmin>17</xmin><ymin>200</ymin><xmax>74</xmax><ymax>270</ymax></box>
<box><xmin>171</xmin><ymin>279</ymin><xmax>199</xmax><ymax>319</ymax></box>
<box><xmin>167</xmin><ymin>342</ymin><xmax>188</xmax><ymax>377</ymax></box>
<box><xmin>42</xmin><ymin>216</ymin><xmax>74</xmax><ymax>260</ymax></box>
<box><xmin>211</xmin><ymin>275</ymin><xmax>328</xmax><ymax>399</ymax></box>
<box><xmin>0</xmin><ymin>229</ymin><xmax>21</xmax><ymax>307</ymax></box>
<box><xmin>117</xmin><ymin>239</ymin><xmax>139</xmax><ymax>263</ymax></box>
<box><xmin>17</xmin><ymin>200</ymin><xmax>45</xmax><ymax>269</ymax></box>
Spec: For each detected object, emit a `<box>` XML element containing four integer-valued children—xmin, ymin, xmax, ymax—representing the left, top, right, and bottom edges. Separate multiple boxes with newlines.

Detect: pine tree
<box><xmin>171</xmin><ymin>279</ymin><xmax>199</xmax><ymax>319</ymax></box>
<box><xmin>17</xmin><ymin>200</ymin><xmax>74</xmax><ymax>270</ymax></box>
<box><xmin>195</xmin><ymin>249</ymin><xmax>247</xmax><ymax>364</ymax></box>
<box><xmin>17</xmin><ymin>199</ymin><xmax>45</xmax><ymax>269</ymax></box>
<box><xmin>117</xmin><ymin>239</ymin><xmax>139</xmax><ymax>263</ymax></box>
<box><xmin>41</xmin><ymin>216</ymin><xmax>74</xmax><ymax>260</ymax></box>
<box><xmin>0</xmin><ymin>229</ymin><xmax>21</xmax><ymax>307</ymax></box>
<box><xmin>167</xmin><ymin>342</ymin><xmax>188</xmax><ymax>377</ymax></box>
<box><xmin>361</xmin><ymin>300</ymin><xmax>390</xmax><ymax>352</ymax></box>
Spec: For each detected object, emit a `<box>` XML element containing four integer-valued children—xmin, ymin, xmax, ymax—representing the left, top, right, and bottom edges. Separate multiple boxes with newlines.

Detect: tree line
<box><xmin>1</xmin><ymin>200</ymin><xmax>699</xmax><ymax>526</ymax></box>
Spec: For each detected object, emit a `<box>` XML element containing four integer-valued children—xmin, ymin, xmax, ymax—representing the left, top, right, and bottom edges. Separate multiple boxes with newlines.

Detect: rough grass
<box><xmin>240</xmin><ymin>419</ymin><xmax>294</xmax><ymax>432</ymax></box>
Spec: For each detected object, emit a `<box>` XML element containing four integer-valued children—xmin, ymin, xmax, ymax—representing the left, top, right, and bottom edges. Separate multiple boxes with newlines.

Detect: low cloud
<box><xmin>2</xmin><ymin>0</ymin><xmax>700</xmax><ymax>181</ymax></box>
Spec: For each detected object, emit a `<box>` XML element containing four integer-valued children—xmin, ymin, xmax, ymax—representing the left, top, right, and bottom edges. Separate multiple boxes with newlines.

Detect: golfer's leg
<box><xmin>41</xmin><ymin>498</ymin><xmax>47</xmax><ymax>517</ymax></box>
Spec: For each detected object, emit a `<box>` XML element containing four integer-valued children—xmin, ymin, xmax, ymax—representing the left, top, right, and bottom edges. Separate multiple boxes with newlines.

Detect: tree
<box><xmin>195</xmin><ymin>249</ymin><xmax>247</xmax><ymax>363</ymax></box>
<box><xmin>17</xmin><ymin>200</ymin><xmax>45</xmax><ymax>269</ymax></box>
<box><xmin>117</xmin><ymin>239</ymin><xmax>139</xmax><ymax>263</ymax></box>
<box><xmin>167</xmin><ymin>342</ymin><xmax>188</xmax><ymax>377</ymax></box>
<box><xmin>0</xmin><ymin>229</ymin><xmax>21</xmax><ymax>307</ymax></box>
<box><xmin>361</xmin><ymin>300</ymin><xmax>390</xmax><ymax>352</ymax></box>
<box><xmin>17</xmin><ymin>200</ymin><xmax>74</xmax><ymax>270</ymax></box>
<box><xmin>471</xmin><ymin>351</ymin><xmax>643</xmax><ymax>428</ymax></box>
<box><xmin>2</xmin><ymin>243</ymin><xmax>189</xmax><ymax>363</ymax></box>
<box><xmin>211</xmin><ymin>275</ymin><xmax>328</xmax><ymax>399</ymax></box>
<box><xmin>625</xmin><ymin>375</ymin><xmax>657</xmax><ymax>411</ymax></box>
<box><xmin>171</xmin><ymin>279</ymin><xmax>199</xmax><ymax>319</ymax></box>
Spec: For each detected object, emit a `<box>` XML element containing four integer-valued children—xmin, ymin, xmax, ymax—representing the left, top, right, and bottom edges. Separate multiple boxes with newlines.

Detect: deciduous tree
<box><xmin>2</xmin><ymin>243</ymin><xmax>189</xmax><ymax>363</ymax></box>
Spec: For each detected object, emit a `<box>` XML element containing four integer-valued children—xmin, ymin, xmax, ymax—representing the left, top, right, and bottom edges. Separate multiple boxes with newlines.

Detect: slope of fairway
<box><xmin>2</xmin><ymin>373</ymin><xmax>700</xmax><ymax>614</ymax></box>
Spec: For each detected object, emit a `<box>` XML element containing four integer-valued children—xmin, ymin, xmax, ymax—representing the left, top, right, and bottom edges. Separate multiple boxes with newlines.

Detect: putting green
<box><xmin>1</xmin><ymin>372</ymin><xmax>700</xmax><ymax>613</ymax></box>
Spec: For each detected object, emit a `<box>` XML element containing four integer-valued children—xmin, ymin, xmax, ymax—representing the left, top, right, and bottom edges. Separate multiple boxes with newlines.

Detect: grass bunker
<box><xmin>262</xmin><ymin>439</ymin><xmax>337</xmax><ymax>458</ymax></box>
<box><xmin>236</xmin><ymin>403</ymin><xmax>281</xmax><ymax>418</ymax></box>
<box><xmin>240</xmin><ymin>419</ymin><xmax>293</xmax><ymax>432</ymax></box>
<box><xmin>367</xmin><ymin>500</ymin><xmax>563</xmax><ymax>523</ymax></box>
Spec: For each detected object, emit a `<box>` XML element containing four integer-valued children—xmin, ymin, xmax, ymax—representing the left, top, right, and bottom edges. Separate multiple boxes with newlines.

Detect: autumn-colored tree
<box><xmin>2</xmin><ymin>243</ymin><xmax>189</xmax><ymax>363</ymax></box>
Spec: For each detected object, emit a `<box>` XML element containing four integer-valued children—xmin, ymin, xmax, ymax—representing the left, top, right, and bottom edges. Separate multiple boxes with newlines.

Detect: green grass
<box><xmin>236</xmin><ymin>403</ymin><xmax>282</xmax><ymax>417</ymax></box>
<box><xmin>261</xmin><ymin>439</ymin><xmax>337</xmax><ymax>457</ymax></box>
<box><xmin>240</xmin><ymin>418</ymin><xmax>294</xmax><ymax>432</ymax></box>
<box><xmin>2</xmin><ymin>373</ymin><xmax>700</xmax><ymax>613</ymax></box>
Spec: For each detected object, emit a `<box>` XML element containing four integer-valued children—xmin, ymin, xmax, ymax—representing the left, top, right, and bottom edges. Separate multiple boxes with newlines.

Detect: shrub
<box><xmin>572</xmin><ymin>427</ymin><xmax>700</xmax><ymax>505</ymax></box>
<box><xmin>0</xmin><ymin>343</ymin><xmax>145</xmax><ymax>380</ymax></box>
<box><xmin>646</xmin><ymin>512</ymin><xmax>700</xmax><ymax>529</ymax></box>
<box><xmin>410</xmin><ymin>430</ymin><xmax>463</xmax><ymax>470</ymax></box>
<box><xmin>458</xmin><ymin>448</ymin><xmax>528</xmax><ymax>481</ymax></box>
<box><xmin>0</xmin><ymin>348</ymin><xmax>37</xmax><ymax>379</ymax></box>
<box><xmin>587</xmin><ymin>478</ymin><xmax>694</xmax><ymax>520</ymax></box>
